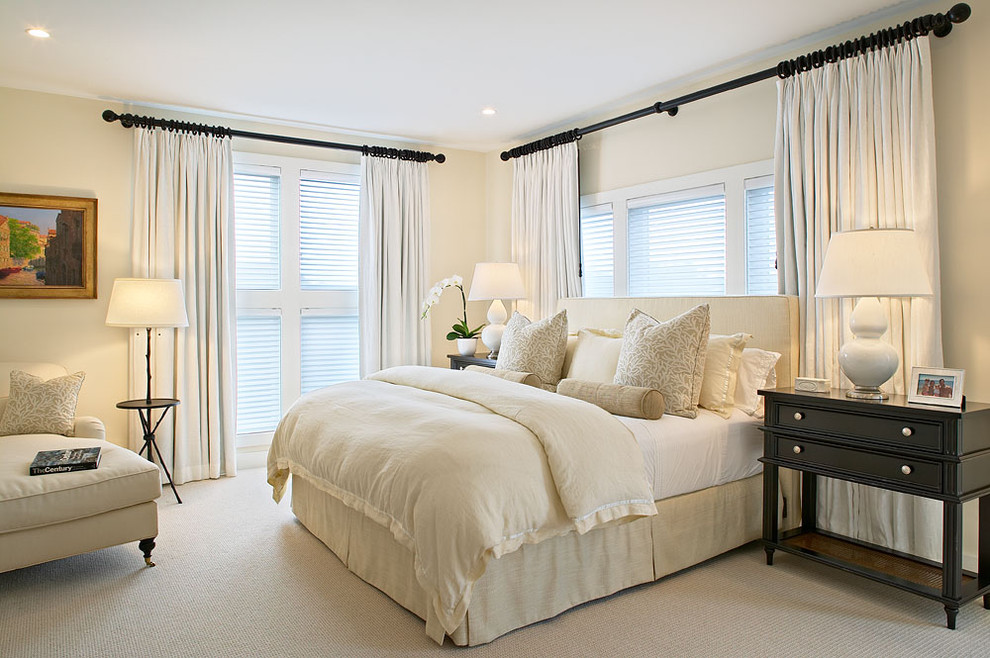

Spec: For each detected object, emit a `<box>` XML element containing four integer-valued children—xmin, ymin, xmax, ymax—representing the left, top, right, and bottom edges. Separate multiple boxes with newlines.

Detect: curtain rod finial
<box><xmin>435</xmin><ymin>154</ymin><xmax>446</xmax><ymax>163</ymax></box>
<box><xmin>102</xmin><ymin>109</ymin><xmax>119</xmax><ymax>123</ymax></box>
<box><xmin>949</xmin><ymin>3</ymin><xmax>971</xmax><ymax>23</ymax></box>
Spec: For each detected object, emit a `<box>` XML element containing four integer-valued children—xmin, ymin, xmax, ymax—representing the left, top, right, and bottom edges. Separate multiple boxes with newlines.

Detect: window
<box><xmin>579</xmin><ymin>161</ymin><xmax>775</xmax><ymax>296</ymax></box>
<box><xmin>233</xmin><ymin>154</ymin><xmax>361</xmax><ymax>449</ymax></box>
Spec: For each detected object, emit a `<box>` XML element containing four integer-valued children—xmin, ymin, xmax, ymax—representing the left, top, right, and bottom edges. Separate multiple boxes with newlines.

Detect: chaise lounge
<box><xmin>0</xmin><ymin>362</ymin><xmax>162</xmax><ymax>573</ymax></box>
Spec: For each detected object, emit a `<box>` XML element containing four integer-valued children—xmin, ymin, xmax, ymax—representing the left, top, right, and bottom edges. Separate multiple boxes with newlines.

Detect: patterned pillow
<box><xmin>0</xmin><ymin>370</ymin><xmax>86</xmax><ymax>437</ymax></box>
<box><xmin>613</xmin><ymin>305</ymin><xmax>710</xmax><ymax>419</ymax></box>
<box><xmin>496</xmin><ymin>310</ymin><xmax>568</xmax><ymax>387</ymax></box>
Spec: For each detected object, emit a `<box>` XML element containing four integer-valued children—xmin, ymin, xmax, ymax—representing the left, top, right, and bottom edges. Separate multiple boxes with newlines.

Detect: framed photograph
<box><xmin>0</xmin><ymin>193</ymin><xmax>97</xmax><ymax>299</ymax></box>
<box><xmin>908</xmin><ymin>366</ymin><xmax>965</xmax><ymax>407</ymax></box>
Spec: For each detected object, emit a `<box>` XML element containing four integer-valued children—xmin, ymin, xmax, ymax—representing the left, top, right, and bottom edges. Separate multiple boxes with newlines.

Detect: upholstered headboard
<box><xmin>555</xmin><ymin>296</ymin><xmax>800</xmax><ymax>386</ymax></box>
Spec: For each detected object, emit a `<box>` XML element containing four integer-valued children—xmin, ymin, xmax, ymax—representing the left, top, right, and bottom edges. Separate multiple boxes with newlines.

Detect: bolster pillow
<box><xmin>556</xmin><ymin>378</ymin><xmax>665</xmax><ymax>419</ymax></box>
<box><xmin>464</xmin><ymin>365</ymin><xmax>545</xmax><ymax>388</ymax></box>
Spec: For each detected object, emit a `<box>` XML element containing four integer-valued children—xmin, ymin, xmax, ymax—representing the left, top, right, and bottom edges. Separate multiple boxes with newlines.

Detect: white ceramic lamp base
<box><xmin>480</xmin><ymin>299</ymin><xmax>508</xmax><ymax>358</ymax></box>
<box><xmin>838</xmin><ymin>296</ymin><xmax>899</xmax><ymax>400</ymax></box>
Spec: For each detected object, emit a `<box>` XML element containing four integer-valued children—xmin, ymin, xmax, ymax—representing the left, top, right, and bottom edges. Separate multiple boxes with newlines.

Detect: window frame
<box><xmin>233</xmin><ymin>151</ymin><xmax>361</xmax><ymax>449</ymax></box>
<box><xmin>579</xmin><ymin>159</ymin><xmax>773</xmax><ymax>297</ymax></box>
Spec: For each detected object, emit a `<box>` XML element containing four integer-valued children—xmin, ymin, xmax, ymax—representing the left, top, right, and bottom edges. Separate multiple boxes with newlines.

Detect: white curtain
<box><xmin>775</xmin><ymin>38</ymin><xmax>943</xmax><ymax>560</ymax></box>
<box><xmin>358</xmin><ymin>155</ymin><xmax>431</xmax><ymax>377</ymax></box>
<box><xmin>131</xmin><ymin>127</ymin><xmax>237</xmax><ymax>483</ymax></box>
<box><xmin>511</xmin><ymin>142</ymin><xmax>581</xmax><ymax>320</ymax></box>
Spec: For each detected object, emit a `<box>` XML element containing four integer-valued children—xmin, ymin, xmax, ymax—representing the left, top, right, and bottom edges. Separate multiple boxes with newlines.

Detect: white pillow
<box><xmin>613</xmin><ymin>305</ymin><xmax>710</xmax><ymax>419</ymax></box>
<box><xmin>564</xmin><ymin>328</ymin><xmax>623</xmax><ymax>383</ymax></box>
<box><xmin>0</xmin><ymin>369</ymin><xmax>86</xmax><ymax>437</ymax></box>
<box><xmin>735</xmin><ymin>348</ymin><xmax>781</xmax><ymax>418</ymax></box>
<box><xmin>699</xmin><ymin>333</ymin><xmax>752</xmax><ymax>419</ymax></box>
<box><xmin>496</xmin><ymin>310</ymin><xmax>569</xmax><ymax>387</ymax></box>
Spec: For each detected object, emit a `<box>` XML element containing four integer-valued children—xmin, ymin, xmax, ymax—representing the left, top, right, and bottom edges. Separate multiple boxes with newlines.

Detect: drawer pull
<box><xmin>793</xmin><ymin>412</ymin><xmax>805</xmax><ymax>421</ymax></box>
<box><xmin>901</xmin><ymin>465</ymin><xmax>913</xmax><ymax>475</ymax></box>
<box><xmin>902</xmin><ymin>427</ymin><xmax>914</xmax><ymax>437</ymax></box>
<box><xmin>792</xmin><ymin>445</ymin><xmax>804</xmax><ymax>454</ymax></box>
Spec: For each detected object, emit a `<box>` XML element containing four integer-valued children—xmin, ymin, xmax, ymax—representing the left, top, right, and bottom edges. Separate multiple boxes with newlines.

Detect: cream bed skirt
<box><xmin>290</xmin><ymin>471</ymin><xmax>765</xmax><ymax>646</ymax></box>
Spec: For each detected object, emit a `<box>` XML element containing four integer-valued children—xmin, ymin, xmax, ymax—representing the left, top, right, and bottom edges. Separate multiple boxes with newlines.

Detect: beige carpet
<box><xmin>2</xmin><ymin>468</ymin><xmax>988</xmax><ymax>657</ymax></box>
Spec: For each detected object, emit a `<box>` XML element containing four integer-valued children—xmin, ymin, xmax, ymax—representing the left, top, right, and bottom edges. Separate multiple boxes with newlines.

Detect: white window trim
<box><xmin>581</xmin><ymin>159</ymin><xmax>773</xmax><ymax>296</ymax></box>
<box><xmin>233</xmin><ymin>151</ymin><xmax>360</xmax><ymax>450</ymax></box>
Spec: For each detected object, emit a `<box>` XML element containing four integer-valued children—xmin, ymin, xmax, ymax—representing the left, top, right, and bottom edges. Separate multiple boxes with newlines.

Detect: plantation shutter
<box><xmin>579</xmin><ymin>203</ymin><xmax>614</xmax><ymax>297</ymax></box>
<box><xmin>299</xmin><ymin>175</ymin><xmax>360</xmax><ymax>291</ymax></box>
<box><xmin>300</xmin><ymin>313</ymin><xmax>361</xmax><ymax>393</ymax></box>
<box><xmin>234</xmin><ymin>313</ymin><xmax>282</xmax><ymax>434</ymax></box>
<box><xmin>627</xmin><ymin>185</ymin><xmax>726</xmax><ymax>296</ymax></box>
<box><xmin>745</xmin><ymin>178</ymin><xmax>777</xmax><ymax>294</ymax></box>
<box><xmin>233</xmin><ymin>172</ymin><xmax>280</xmax><ymax>291</ymax></box>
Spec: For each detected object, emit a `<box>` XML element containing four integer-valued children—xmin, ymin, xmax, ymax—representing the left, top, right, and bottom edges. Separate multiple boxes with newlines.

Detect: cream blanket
<box><xmin>267</xmin><ymin>366</ymin><xmax>655</xmax><ymax>641</ymax></box>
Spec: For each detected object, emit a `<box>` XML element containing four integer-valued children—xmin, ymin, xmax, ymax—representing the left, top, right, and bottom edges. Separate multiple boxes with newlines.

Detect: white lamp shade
<box><xmin>106</xmin><ymin>278</ymin><xmax>189</xmax><ymax>328</ymax></box>
<box><xmin>467</xmin><ymin>262</ymin><xmax>526</xmax><ymax>301</ymax></box>
<box><xmin>815</xmin><ymin>229</ymin><xmax>933</xmax><ymax>298</ymax></box>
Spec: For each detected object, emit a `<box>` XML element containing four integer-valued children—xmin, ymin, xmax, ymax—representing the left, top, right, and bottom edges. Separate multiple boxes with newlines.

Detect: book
<box><xmin>30</xmin><ymin>447</ymin><xmax>101</xmax><ymax>476</ymax></box>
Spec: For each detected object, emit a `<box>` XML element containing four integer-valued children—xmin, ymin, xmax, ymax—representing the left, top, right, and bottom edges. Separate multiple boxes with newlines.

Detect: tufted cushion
<box><xmin>613</xmin><ymin>305</ymin><xmax>710</xmax><ymax>419</ymax></box>
<box><xmin>698</xmin><ymin>333</ymin><xmax>752</xmax><ymax>419</ymax></box>
<box><xmin>495</xmin><ymin>310</ymin><xmax>568</xmax><ymax>388</ymax></box>
<box><xmin>0</xmin><ymin>370</ymin><xmax>86</xmax><ymax>437</ymax></box>
<box><xmin>557</xmin><ymin>379</ymin><xmax>664</xmax><ymax>420</ymax></box>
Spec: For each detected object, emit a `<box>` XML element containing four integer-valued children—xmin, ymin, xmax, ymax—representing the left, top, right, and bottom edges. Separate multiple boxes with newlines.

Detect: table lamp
<box><xmin>106</xmin><ymin>278</ymin><xmax>189</xmax><ymax>403</ymax></box>
<box><xmin>815</xmin><ymin>228</ymin><xmax>933</xmax><ymax>400</ymax></box>
<box><xmin>467</xmin><ymin>262</ymin><xmax>526</xmax><ymax>358</ymax></box>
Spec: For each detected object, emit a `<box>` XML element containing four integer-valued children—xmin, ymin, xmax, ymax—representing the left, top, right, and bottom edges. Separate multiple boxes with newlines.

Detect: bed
<box><xmin>268</xmin><ymin>295</ymin><xmax>800</xmax><ymax>646</ymax></box>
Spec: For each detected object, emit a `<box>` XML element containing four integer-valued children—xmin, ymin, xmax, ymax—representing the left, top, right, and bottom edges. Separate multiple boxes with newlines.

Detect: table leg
<box><xmin>763</xmin><ymin>460</ymin><xmax>778</xmax><ymax>566</ymax></box>
<box><xmin>943</xmin><ymin>500</ymin><xmax>963</xmax><ymax>629</ymax></box>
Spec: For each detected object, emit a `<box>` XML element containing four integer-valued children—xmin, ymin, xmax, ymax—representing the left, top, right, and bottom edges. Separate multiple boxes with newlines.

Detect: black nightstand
<box><xmin>760</xmin><ymin>387</ymin><xmax>990</xmax><ymax>629</ymax></box>
<box><xmin>448</xmin><ymin>354</ymin><xmax>497</xmax><ymax>370</ymax></box>
<box><xmin>117</xmin><ymin>397</ymin><xmax>182</xmax><ymax>503</ymax></box>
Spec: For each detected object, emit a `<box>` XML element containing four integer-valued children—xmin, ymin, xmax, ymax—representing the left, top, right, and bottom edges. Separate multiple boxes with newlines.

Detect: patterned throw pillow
<box><xmin>613</xmin><ymin>305</ymin><xmax>710</xmax><ymax>419</ymax></box>
<box><xmin>0</xmin><ymin>370</ymin><xmax>86</xmax><ymax>437</ymax></box>
<box><xmin>496</xmin><ymin>310</ymin><xmax>568</xmax><ymax>388</ymax></box>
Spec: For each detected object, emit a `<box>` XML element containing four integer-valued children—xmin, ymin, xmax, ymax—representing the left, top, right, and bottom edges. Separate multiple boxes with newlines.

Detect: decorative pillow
<box><xmin>698</xmin><ymin>333</ymin><xmax>752</xmax><ymax>419</ymax></box>
<box><xmin>557</xmin><ymin>378</ymin><xmax>664</xmax><ymax>420</ymax></box>
<box><xmin>613</xmin><ymin>305</ymin><xmax>710</xmax><ymax>419</ymax></box>
<box><xmin>463</xmin><ymin>365</ymin><xmax>544</xmax><ymax>388</ymax></box>
<box><xmin>0</xmin><ymin>370</ymin><xmax>86</xmax><ymax>437</ymax></box>
<box><xmin>735</xmin><ymin>348</ymin><xmax>781</xmax><ymax>418</ymax></box>
<box><xmin>496</xmin><ymin>310</ymin><xmax>568</xmax><ymax>388</ymax></box>
<box><xmin>563</xmin><ymin>328</ymin><xmax>623</xmax><ymax>383</ymax></box>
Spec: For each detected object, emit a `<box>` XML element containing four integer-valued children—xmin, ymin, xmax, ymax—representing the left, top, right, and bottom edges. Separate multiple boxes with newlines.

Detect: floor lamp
<box><xmin>105</xmin><ymin>278</ymin><xmax>189</xmax><ymax>402</ymax></box>
<box><xmin>467</xmin><ymin>263</ymin><xmax>526</xmax><ymax>358</ymax></box>
<box><xmin>815</xmin><ymin>229</ymin><xmax>933</xmax><ymax>400</ymax></box>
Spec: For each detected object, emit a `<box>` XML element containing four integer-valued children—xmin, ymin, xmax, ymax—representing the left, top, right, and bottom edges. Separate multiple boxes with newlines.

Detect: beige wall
<box><xmin>0</xmin><ymin>87</ymin><xmax>488</xmax><ymax>445</ymax></box>
<box><xmin>486</xmin><ymin>0</ymin><xmax>989</xmax><ymax>401</ymax></box>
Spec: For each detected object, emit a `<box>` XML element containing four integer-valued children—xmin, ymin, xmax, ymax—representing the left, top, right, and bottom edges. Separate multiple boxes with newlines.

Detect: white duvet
<box><xmin>267</xmin><ymin>366</ymin><xmax>656</xmax><ymax>640</ymax></box>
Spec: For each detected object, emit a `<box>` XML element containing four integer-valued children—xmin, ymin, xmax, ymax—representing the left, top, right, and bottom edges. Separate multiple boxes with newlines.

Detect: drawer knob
<box><xmin>793</xmin><ymin>412</ymin><xmax>805</xmax><ymax>421</ymax></box>
<box><xmin>901</xmin><ymin>465</ymin><xmax>913</xmax><ymax>475</ymax></box>
<box><xmin>792</xmin><ymin>445</ymin><xmax>803</xmax><ymax>454</ymax></box>
<box><xmin>902</xmin><ymin>427</ymin><xmax>914</xmax><ymax>437</ymax></box>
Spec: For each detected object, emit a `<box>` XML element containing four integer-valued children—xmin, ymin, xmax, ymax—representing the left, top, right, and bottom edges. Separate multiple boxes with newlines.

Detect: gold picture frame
<box><xmin>0</xmin><ymin>192</ymin><xmax>97</xmax><ymax>299</ymax></box>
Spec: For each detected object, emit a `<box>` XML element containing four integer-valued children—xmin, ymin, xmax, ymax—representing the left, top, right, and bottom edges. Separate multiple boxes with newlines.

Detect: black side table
<box><xmin>117</xmin><ymin>398</ymin><xmax>182</xmax><ymax>504</ymax></box>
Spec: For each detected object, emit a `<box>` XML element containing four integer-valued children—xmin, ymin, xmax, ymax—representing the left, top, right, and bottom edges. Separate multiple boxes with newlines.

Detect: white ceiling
<box><xmin>0</xmin><ymin>0</ymin><xmax>923</xmax><ymax>152</ymax></box>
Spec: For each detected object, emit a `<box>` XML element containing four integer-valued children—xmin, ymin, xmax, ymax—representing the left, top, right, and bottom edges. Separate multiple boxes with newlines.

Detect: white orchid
<box><xmin>420</xmin><ymin>274</ymin><xmax>484</xmax><ymax>339</ymax></box>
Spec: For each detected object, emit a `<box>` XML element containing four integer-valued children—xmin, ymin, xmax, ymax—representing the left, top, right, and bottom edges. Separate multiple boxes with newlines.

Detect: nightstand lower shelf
<box><xmin>771</xmin><ymin>530</ymin><xmax>981</xmax><ymax>601</ymax></box>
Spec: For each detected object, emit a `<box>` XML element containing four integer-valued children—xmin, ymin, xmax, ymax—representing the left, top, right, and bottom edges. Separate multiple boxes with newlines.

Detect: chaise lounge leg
<box><xmin>139</xmin><ymin>537</ymin><xmax>156</xmax><ymax>567</ymax></box>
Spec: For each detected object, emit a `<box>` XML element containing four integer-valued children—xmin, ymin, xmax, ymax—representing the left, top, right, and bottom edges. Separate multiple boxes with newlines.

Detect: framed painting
<box><xmin>0</xmin><ymin>193</ymin><xmax>97</xmax><ymax>299</ymax></box>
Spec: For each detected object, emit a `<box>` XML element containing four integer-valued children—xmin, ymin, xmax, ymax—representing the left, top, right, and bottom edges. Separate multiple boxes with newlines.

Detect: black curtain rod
<box><xmin>500</xmin><ymin>2</ymin><xmax>971</xmax><ymax>161</ymax></box>
<box><xmin>101</xmin><ymin>110</ymin><xmax>446</xmax><ymax>164</ymax></box>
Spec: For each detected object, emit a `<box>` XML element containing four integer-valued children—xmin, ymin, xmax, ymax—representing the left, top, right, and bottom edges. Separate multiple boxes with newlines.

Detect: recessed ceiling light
<box><xmin>481</xmin><ymin>107</ymin><xmax>497</xmax><ymax>117</ymax></box>
<box><xmin>27</xmin><ymin>28</ymin><xmax>51</xmax><ymax>38</ymax></box>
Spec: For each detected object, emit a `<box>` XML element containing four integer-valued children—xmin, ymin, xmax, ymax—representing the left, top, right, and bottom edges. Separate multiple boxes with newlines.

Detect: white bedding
<box><xmin>619</xmin><ymin>408</ymin><xmax>764</xmax><ymax>500</ymax></box>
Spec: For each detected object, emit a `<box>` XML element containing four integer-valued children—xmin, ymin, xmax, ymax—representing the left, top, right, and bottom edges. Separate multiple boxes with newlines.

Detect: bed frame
<box><xmin>288</xmin><ymin>295</ymin><xmax>801</xmax><ymax>645</ymax></box>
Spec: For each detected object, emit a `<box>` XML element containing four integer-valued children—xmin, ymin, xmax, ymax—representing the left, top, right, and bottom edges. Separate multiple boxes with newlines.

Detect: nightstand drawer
<box><xmin>775</xmin><ymin>436</ymin><xmax>941</xmax><ymax>493</ymax></box>
<box><xmin>777</xmin><ymin>403</ymin><xmax>942</xmax><ymax>452</ymax></box>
